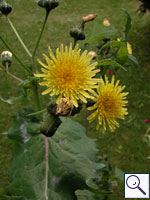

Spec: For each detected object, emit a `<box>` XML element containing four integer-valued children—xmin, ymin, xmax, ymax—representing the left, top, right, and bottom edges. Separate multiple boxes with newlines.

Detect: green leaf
<box><xmin>1</xmin><ymin>195</ymin><xmax>26</xmax><ymax>200</ymax></box>
<box><xmin>97</xmin><ymin>59</ymin><xmax>127</xmax><ymax>71</ymax></box>
<box><xmin>101</xmin><ymin>41</ymin><xmax>124</xmax><ymax>50</ymax></box>
<box><xmin>128</xmin><ymin>54</ymin><xmax>139</xmax><ymax>66</ymax></box>
<box><xmin>0</xmin><ymin>95</ymin><xmax>25</xmax><ymax>105</ymax></box>
<box><xmin>5</xmin><ymin>113</ymin><xmax>111</xmax><ymax>200</ymax></box>
<box><xmin>117</xmin><ymin>43</ymin><xmax>128</xmax><ymax>63</ymax></box>
<box><xmin>8</xmin><ymin>108</ymin><xmax>40</xmax><ymax>143</ymax></box>
<box><xmin>122</xmin><ymin>9</ymin><xmax>131</xmax><ymax>41</ymax></box>
<box><xmin>87</xmin><ymin>23</ymin><xmax>117</xmax><ymax>43</ymax></box>
<box><xmin>115</xmin><ymin>168</ymin><xmax>124</xmax><ymax>181</ymax></box>
<box><xmin>75</xmin><ymin>189</ymin><xmax>101</xmax><ymax>200</ymax></box>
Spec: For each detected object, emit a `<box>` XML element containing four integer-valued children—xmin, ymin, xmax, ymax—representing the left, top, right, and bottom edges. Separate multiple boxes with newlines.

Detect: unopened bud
<box><xmin>109</xmin><ymin>70</ymin><xmax>113</xmax><ymax>76</ymax></box>
<box><xmin>70</xmin><ymin>27</ymin><xmax>85</xmax><ymax>41</ymax></box>
<box><xmin>56</xmin><ymin>98</ymin><xmax>73</xmax><ymax>116</ymax></box>
<box><xmin>83</xmin><ymin>14</ymin><xmax>97</xmax><ymax>23</ymax></box>
<box><xmin>0</xmin><ymin>2</ymin><xmax>12</xmax><ymax>15</ymax></box>
<box><xmin>103</xmin><ymin>18</ymin><xmax>110</xmax><ymax>26</ymax></box>
<box><xmin>127</xmin><ymin>42</ymin><xmax>132</xmax><ymax>55</ymax></box>
<box><xmin>1</xmin><ymin>51</ymin><xmax>12</xmax><ymax>67</ymax></box>
<box><xmin>89</xmin><ymin>51</ymin><xmax>97</xmax><ymax>59</ymax></box>
<box><xmin>40</xmin><ymin>113</ymin><xmax>61</xmax><ymax>137</ymax></box>
<box><xmin>38</xmin><ymin>0</ymin><xmax>59</xmax><ymax>13</ymax></box>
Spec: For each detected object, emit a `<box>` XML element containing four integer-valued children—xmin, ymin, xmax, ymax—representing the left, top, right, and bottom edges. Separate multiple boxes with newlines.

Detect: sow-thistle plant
<box><xmin>0</xmin><ymin>1</ymin><xmax>135</xmax><ymax>199</ymax></box>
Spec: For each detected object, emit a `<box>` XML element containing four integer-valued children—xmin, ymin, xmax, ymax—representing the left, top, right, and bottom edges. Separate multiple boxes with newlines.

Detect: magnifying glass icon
<box><xmin>126</xmin><ymin>175</ymin><xmax>146</xmax><ymax>195</ymax></box>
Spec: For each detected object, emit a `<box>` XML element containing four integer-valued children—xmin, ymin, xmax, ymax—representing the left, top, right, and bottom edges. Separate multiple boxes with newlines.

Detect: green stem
<box><xmin>0</xmin><ymin>35</ymin><xmax>32</xmax><ymax>74</ymax></box>
<box><xmin>44</xmin><ymin>135</ymin><xmax>49</xmax><ymax>200</ymax></box>
<box><xmin>73</xmin><ymin>38</ymin><xmax>77</xmax><ymax>49</ymax></box>
<box><xmin>32</xmin><ymin>80</ymin><xmax>41</xmax><ymax>111</ymax></box>
<box><xmin>7</xmin><ymin>16</ymin><xmax>32</xmax><ymax>58</ymax></box>
<box><xmin>32</xmin><ymin>11</ymin><xmax>49</xmax><ymax>60</ymax></box>
<box><xmin>3</xmin><ymin>63</ymin><xmax>23</xmax><ymax>82</ymax></box>
<box><xmin>26</xmin><ymin>108</ymin><xmax>46</xmax><ymax>117</ymax></box>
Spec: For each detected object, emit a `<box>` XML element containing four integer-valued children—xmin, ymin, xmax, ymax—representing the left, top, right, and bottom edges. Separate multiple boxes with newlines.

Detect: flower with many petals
<box><xmin>35</xmin><ymin>43</ymin><xmax>100</xmax><ymax>107</ymax></box>
<box><xmin>87</xmin><ymin>76</ymin><xmax>128</xmax><ymax>133</ymax></box>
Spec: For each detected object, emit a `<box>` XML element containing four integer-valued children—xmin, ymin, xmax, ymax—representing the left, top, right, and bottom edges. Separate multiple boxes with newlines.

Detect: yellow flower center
<box><xmin>97</xmin><ymin>93</ymin><xmax>120</xmax><ymax>118</ymax></box>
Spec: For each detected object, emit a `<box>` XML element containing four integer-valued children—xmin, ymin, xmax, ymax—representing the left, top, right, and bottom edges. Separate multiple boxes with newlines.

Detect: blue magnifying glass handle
<box><xmin>138</xmin><ymin>186</ymin><xmax>146</xmax><ymax>195</ymax></box>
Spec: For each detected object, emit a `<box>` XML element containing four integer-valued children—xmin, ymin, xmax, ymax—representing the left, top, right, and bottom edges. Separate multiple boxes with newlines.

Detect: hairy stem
<box><xmin>32</xmin><ymin>11</ymin><xmax>49</xmax><ymax>60</ymax></box>
<box><xmin>32</xmin><ymin>80</ymin><xmax>41</xmax><ymax>112</ymax></box>
<box><xmin>44</xmin><ymin>135</ymin><xmax>49</xmax><ymax>200</ymax></box>
<box><xmin>7</xmin><ymin>16</ymin><xmax>32</xmax><ymax>58</ymax></box>
<box><xmin>0</xmin><ymin>35</ymin><xmax>32</xmax><ymax>74</ymax></box>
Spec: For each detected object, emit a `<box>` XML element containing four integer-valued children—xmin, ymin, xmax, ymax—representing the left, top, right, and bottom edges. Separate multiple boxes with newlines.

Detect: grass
<box><xmin>0</xmin><ymin>0</ymin><xmax>150</xmax><ymax>199</ymax></box>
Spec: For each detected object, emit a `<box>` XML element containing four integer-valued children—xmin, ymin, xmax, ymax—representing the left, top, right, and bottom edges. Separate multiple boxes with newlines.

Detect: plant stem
<box><xmin>0</xmin><ymin>35</ymin><xmax>32</xmax><ymax>74</ymax></box>
<box><xmin>26</xmin><ymin>108</ymin><xmax>46</xmax><ymax>116</ymax></box>
<box><xmin>7</xmin><ymin>16</ymin><xmax>32</xmax><ymax>58</ymax></box>
<box><xmin>32</xmin><ymin>11</ymin><xmax>49</xmax><ymax>60</ymax></box>
<box><xmin>32</xmin><ymin>81</ymin><xmax>41</xmax><ymax>112</ymax></box>
<box><xmin>73</xmin><ymin>38</ymin><xmax>77</xmax><ymax>49</ymax></box>
<box><xmin>2</xmin><ymin>64</ymin><xmax>23</xmax><ymax>82</ymax></box>
<box><xmin>44</xmin><ymin>135</ymin><xmax>49</xmax><ymax>200</ymax></box>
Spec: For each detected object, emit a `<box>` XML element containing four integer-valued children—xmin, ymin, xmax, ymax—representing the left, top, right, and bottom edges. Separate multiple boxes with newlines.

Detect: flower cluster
<box><xmin>35</xmin><ymin>44</ymin><xmax>128</xmax><ymax>133</ymax></box>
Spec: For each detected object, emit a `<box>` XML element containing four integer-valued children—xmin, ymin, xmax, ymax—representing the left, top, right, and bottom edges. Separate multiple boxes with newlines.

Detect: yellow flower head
<box><xmin>35</xmin><ymin>43</ymin><xmax>100</xmax><ymax>107</ymax></box>
<box><xmin>87</xmin><ymin>76</ymin><xmax>128</xmax><ymax>133</ymax></box>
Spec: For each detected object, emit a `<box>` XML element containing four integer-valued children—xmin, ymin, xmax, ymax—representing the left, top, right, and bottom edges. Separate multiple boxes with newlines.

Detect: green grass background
<box><xmin>0</xmin><ymin>0</ymin><xmax>150</xmax><ymax>199</ymax></box>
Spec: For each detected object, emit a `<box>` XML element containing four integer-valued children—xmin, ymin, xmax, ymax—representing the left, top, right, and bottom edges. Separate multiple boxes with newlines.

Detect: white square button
<box><xmin>125</xmin><ymin>173</ymin><xmax>149</xmax><ymax>198</ymax></box>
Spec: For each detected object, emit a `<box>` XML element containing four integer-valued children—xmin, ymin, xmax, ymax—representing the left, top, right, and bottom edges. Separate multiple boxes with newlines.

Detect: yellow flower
<box><xmin>87</xmin><ymin>76</ymin><xmax>128</xmax><ymax>133</ymax></box>
<box><xmin>35</xmin><ymin>43</ymin><xmax>100</xmax><ymax>107</ymax></box>
<box><xmin>127</xmin><ymin>42</ymin><xmax>132</xmax><ymax>54</ymax></box>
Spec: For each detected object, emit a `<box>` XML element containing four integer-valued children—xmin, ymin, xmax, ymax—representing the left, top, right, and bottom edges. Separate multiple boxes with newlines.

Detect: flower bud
<box><xmin>83</xmin><ymin>14</ymin><xmax>97</xmax><ymax>23</ymax></box>
<box><xmin>144</xmin><ymin>119</ymin><xmax>150</xmax><ymax>123</ymax></box>
<box><xmin>0</xmin><ymin>2</ymin><xmax>12</xmax><ymax>15</ymax></box>
<box><xmin>89</xmin><ymin>51</ymin><xmax>97</xmax><ymax>59</ymax></box>
<box><xmin>103</xmin><ymin>18</ymin><xmax>110</xmax><ymax>26</ymax></box>
<box><xmin>40</xmin><ymin>113</ymin><xmax>61</xmax><ymax>137</ymax></box>
<box><xmin>1</xmin><ymin>51</ymin><xmax>12</xmax><ymax>68</ymax></box>
<box><xmin>109</xmin><ymin>70</ymin><xmax>113</xmax><ymax>76</ymax></box>
<box><xmin>70</xmin><ymin>26</ymin><xmax>85</xmax><ymax>41</ymax></box>
<box><xmin>127</xmin><ymin>42</ymin><xmax>132</xmax><ymax>55</ymax></box>
<box><xmin>38</xmin><ymin>0</ymin><xmax>59</xmax><ymax>13</ymax></box>
<box><xmin>56</xmin><ymin>98</ymin><xmax>73</xmax><ymax>116</ymax></box>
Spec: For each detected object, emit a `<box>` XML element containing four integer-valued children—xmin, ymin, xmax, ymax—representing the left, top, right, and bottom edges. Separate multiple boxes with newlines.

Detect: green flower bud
<box><xmin>40</xmin><ymin>113</ymin><xmax>61</xmax><ymax>137</ymax></box>
<box><xmin>38</xmin><ymin>0</ymin><xmax>59</xmax><ymax>13</ymax></box>
<box><xmin>0</xmin><ymin>2</ymin><xmax>12</xmax><ymax>16</ymax></box>
<box><xmin>70</xmin><ymin>26</ymin><xmax>85</xmax><ymax>41</ymax></box>
<box><xmin>47</xmin><ymin>101</ymin><xmax>57</xmax><ymax>116</ymax></box>
<box><xmin>1</xmin><ymin>51</ymin><xmax>12</xmax><ymax>68</ymax></box>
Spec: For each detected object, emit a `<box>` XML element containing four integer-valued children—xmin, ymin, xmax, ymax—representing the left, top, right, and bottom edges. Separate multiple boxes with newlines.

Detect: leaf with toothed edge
<box><xmin>3</xmin><ymin>110</ymin><xmax>113</xmax><ymax>200</ymax></box>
